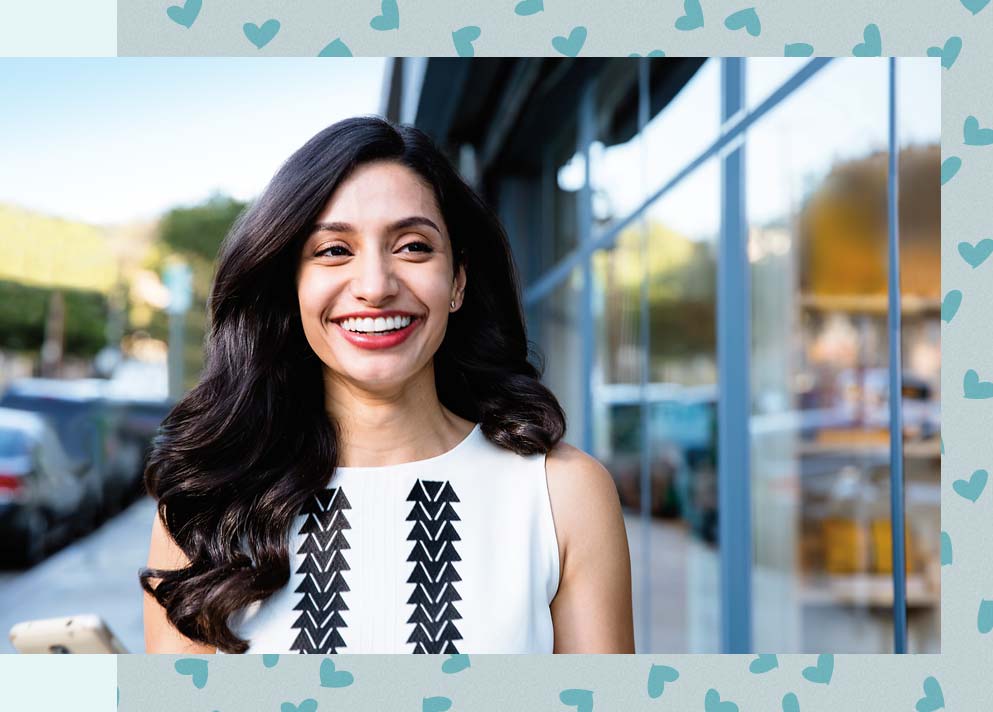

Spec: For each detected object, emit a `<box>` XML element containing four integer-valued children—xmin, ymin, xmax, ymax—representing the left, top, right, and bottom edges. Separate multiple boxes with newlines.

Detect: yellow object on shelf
<box><xmin>870</xmin><ymin>518</ymin><xmax>915</xmax><ymax>574</ymax></box>
<box><xmin>821</xmin><ymin>517</ymin><xmax>870</xmax><ymax>574</ymax></box>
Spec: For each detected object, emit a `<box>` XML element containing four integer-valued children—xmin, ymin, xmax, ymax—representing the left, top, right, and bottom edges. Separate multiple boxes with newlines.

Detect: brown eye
<box><xmin>317</xmin><ymin>245</ymin><xmax>350</xmax><ymax>257</ymax></box>
<box><xmin>399</xmin><ymin>241</ymin><xmax>433</xmax><ymax>254</ymax></box>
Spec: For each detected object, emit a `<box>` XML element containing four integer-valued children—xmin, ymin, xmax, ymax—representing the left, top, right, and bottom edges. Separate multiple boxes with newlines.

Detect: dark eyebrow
<box><xmin>311</xmin><ymin>216</ymin><xmax>442</xmax><ymax>237</ymax></box>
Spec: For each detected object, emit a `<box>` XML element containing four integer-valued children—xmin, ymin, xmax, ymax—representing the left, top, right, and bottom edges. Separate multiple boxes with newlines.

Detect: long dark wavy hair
<box><xmin>139</xmin><ymin>115</ymin><xmax>566</xmax><ymax>653</ymax></box>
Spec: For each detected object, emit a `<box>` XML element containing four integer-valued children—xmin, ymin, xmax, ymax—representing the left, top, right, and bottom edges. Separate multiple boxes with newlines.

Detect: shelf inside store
<box><xmin>800</xmin><ymin>294</ymin><xmax>942</xmax><ymax>315</ymax></box>
<box><xmin>797</xmin><ymin>433</ymin><xmax>940</xmax><ymax>458</ymax></box>
<box><xmin>799</xmin><ymin>572</ymin><xmax>938</xmax><ymax>609</ymax></box>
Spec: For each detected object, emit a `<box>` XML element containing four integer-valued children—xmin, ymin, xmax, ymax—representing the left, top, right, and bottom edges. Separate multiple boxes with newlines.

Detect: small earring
<box><xmin>450</xmin><ymin>299</ymin><xmax>457</xmax><ymax>310</ymax></box>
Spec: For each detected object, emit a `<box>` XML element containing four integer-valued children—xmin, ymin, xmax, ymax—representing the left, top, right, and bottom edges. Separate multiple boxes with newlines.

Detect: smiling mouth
<box><xmin>330</xmin><ymin>314</ymin><xmax>422</xmax><ymax>335</ymax></box>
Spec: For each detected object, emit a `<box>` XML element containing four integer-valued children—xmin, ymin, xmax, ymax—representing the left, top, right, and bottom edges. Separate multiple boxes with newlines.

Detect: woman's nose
<box><xmin>349</xmin><ymin>251</ymin><xmax>398</xmax><ymax>302</ymax></box>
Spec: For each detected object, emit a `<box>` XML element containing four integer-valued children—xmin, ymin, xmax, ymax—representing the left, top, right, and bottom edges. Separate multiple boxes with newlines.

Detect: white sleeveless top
<box><xmin>222</xmin><ymin>423</ymin><xmax>561</xmax><ymax>654</ymax></box>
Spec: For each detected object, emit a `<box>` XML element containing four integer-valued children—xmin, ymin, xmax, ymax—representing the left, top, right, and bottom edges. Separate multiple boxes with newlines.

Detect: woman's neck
<box><xmin>323</xmin><ymin>366</ymin><xmax>475</xmax><ymax>468</ymax></box>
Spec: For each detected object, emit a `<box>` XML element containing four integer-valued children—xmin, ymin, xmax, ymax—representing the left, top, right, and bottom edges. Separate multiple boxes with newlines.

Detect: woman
<box><xmin>141</xmin><ymin>115</ymin><xmax>634</xmax><ymax>654</ymax></box>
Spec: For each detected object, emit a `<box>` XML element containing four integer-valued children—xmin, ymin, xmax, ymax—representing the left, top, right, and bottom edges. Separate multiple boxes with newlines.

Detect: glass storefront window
<box><xmin>746</xmin><ymin>58</ymin><xmax>810</xmax><ymax>110</ymax></box>
<box><xmin>538</xmin><ymin>266</ymin><xmax>585</xmax><ymax>449</ymax></box>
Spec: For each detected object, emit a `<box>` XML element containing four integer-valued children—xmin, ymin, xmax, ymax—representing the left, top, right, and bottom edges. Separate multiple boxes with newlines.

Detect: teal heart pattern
<box><xmin>852</xmin><ymin>23</ymin><xmax>882</xmax><ymax>56</ymax></box>
<box><xmin>630</xmin><ymin>50</ymin><xmax>666</xmax><ymax>57</ymax></box>
<box><xmin>724</xmin><ymin>8</ymin><xmax>761</xmax><ymax>37</ymax></box>
<box><xmin>748</xmin><ymin>654</ymin><xmax>778</xmax><ymax>674</ymax></box>
<box><xmin>782</xmin><ymin>692</ymin><xmax>800</xmax><ymax>712</ymax></box>
<box><xmin>953</xmin><ymin>469</ymin><xmax>987</xmax><ymax>502</ymax></box>
<box><xmin>262</xmin><ymin>654</ymin><xmax>279</xmax><ymax>668</ymax></box>
<box><xmin>422</xmin><ymin>697</ymin><xmax>452</xmax><ymax>712</ymax></box>
<box><xmin>647</xmin><ymin>664</ymin><xmax>679</xmax><ymax>698</ymax></box>
<box><xmin>441</xmin><ymin>654</ymin><xmax>471</xmax><ymax>674</ymax></box>
<box><xmin>174</xmin><ymin>658</ymin><xmax>208</xmax><ymax>689</ymax></box>
<box><xmin>960</xmin><ymin>0</ymin><xmax>991</xmax><ymax>14</ymax></box>
<box><xmin>941</xmin><ymin>156</ymin><xmax>962</xmax><ymax>184</ymax></box>
<box><xmin>801</xmin><ymin>654</ymin><xmax>833</xmax><ymax>685</ymax></box>
<box><xmin>514</xmin><ymin>0</ymin><xmax>544</xmax><ymax>16</ymax></box>
<box><xmin>675</xmin><ymin>0</ymin><xmax>705</xmax><ymax>30</ymax></box>
<box><xmin>940</xmin><ymin>530</ymin><xmax>952</xmax><ymax>566</ymax></box>
<box><xmin>318</xmin><ymin>38</ymin><xmax>352</xmax><ymax>57</ymax></box>
<box><xmin>980</xmin><ymin>599</ymin><xmax>993</xmax><ymax>633</ymax></box>
<box><xmin>958</xmin><ymin>239</ymin><xmax>993</xmax><ymax>267</ymax></box>
<box><xmin>941</xmin><ymin>290</ymin><xmax>962</xmax><ymax>322</ymax></box>
<box><xmin>552</xmin><ymin>26</ymin><xmax>587</xmax><ymax>56</ymax></box>
<box><xmin>964</xmin><ymin>370</ymin><xmax>993</xmax><ymax>399</ymax></box>
<box><xmin>964</xmin><ymin>115</ymin><xmax>993</xmax><ymax>145</ymax></box>
<box><xmin>704</xmin><ymin>688</ymin><xmax>739</xmax><ymax>712</ymax></box>
<box><xmin>784</xmin><ymin>42</ymin><xmax>814</xmax><ymax>56</ymax></box>
<box><xmin>243</xmin><ymin>20</ymin><xmax>280</xmax><ymax>49</ymax></box>
<box><xmin>927</xmin><ymin>36</ymin><xmax>962</xmax><ymax>69</ymax></box>
<box><xmin>559</xmin><ymin>688</ymin><xmax>593</xmax><ymax>712</ymax></box>
<box><xmin>166</xmin><ymin>0</ymin><xmax>201</xmax><ymax>28</ymax></box>
<box><xmin>452</xmin><ymin>26</ymin><xmax>481</xmax><ymax>57</ymax></box>
<box><xmin>281</xmin><ymin>700</ymin><xmax>317</xmax><ymax>712</ymax></box>
<box><xmin>915</xmin><ymin>676</ymin><xmax>944</xmax><ymax>712</ymax></box>
<box><xmin>319</xmin><ymin>659</ymin><xmax>354</xmax><ymax>688</ymax></box>
<box><xmin>370</xmin><ymin>0</ymin><xmax>400</xmax><ymax>31</ymax></box>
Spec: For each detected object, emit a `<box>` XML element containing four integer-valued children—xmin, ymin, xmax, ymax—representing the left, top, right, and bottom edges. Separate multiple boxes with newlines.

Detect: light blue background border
<box><xmin>6</xmin><ymin>0</ymin><xmax>993</xmax><ymax>709</ymax></box>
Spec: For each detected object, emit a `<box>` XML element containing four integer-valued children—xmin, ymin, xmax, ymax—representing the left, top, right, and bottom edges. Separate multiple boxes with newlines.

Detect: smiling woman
<box><xmin>139</xmin><ymin>115</ymin><xmax>634</xmax><ymax>654</ymax></box>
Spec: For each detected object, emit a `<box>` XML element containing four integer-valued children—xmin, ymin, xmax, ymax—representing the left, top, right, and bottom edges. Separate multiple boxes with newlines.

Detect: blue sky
<box><xmin>0</xmin><ymin>58</ymin><xmax>387</xmax><ymax>225</ymax></box>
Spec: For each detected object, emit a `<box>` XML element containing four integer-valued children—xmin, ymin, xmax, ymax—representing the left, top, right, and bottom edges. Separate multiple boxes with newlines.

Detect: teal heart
<box><xmin>559</xmin><ymin>688</ymin><xmax>593</xmax><ymax>712</ymax></box>
<box><xmin>174</xmin><ymin>658</ymin><xmax>208</xmax><ymax>689</ymax></box>
<box><xmin>441</xmin><ymin>654</ymin><xmax>470</xmax><ymax>673</ymax></box>
<box><xmin>370</xmin><ymin>0</ymin><xmax>399</xmax><ymax>31</ymax></box>
<box><xmin>319</xmin><ymin>658</ymin><xmax>354</xmax><ymax>688</ymax></box>
<box><xmin>630</xmin><ymin>49</ymin><xmax>666</xmax><ymax>57</ymax></box>
<box><xmin>422</xmin><ymin>697</ymin><xmax>452</xmax><ymax>712</ymax></box>
<box><xmin>801</xmin><ymin>654</ymin><xmax>833</xmax><ymax>684</ymax></box>
<box><xmin>953</xmin><ymin>469</ymin><xmax>987</xmax><ymax>502</ymax></box>
<box><xmin>749</xmin><ymin>654</ymin><xmax>778</xmax><ymax>674</ymax></box>
<box><xmin>281</xmin><ymin>700</ymin><xmax>317</xmax><ymax>712</ymax></box>
<box><xmin>452</xmin><ymin>26</ymin><xmax>481</xmax><ymax>57</ymax></box>
<box><xmin>704</xmin><ymin>688</ymin><xmax>739</xmax><ymax>712</ymax></box>
<box><xmin>243</xmin><ymin>20</ymin><xmax>280</xmax><ymax>49</ymax></box>
<box><xmin>964</xmin><ymin>116</ymin><xmax>993</xmax><ymax>145</ymax></box>
<box><xmin>784</xmin><ymin>43</ymin><xmax>814</xmax><ymax>57</ymax></box>
<box><xmin>958</xmin><ymin>239</ymin><xmax>993</xmax><ymax>267</ymax></box>
<box><xmin>940</xmin><ymin>531</ymin><xmax>952</xmax><ymax>566</ymax></box>
<box><xmin>853</xmin><ymin>23</ymin><xmax>881</xmax><ymax>56</ymax></box>
<box><xmin>166</xmin><ymin>0</ymin><xmax>201</xmax><ymax>28</ymax></box>
<box><xmin>318</xmin><ymin>38</ymin><xmax>352</xmax><ymax>57</ymax></box>
<box><xmin>915</xmin><ymin>676</ymin><xmax>944</xmax><ymax>712</ymax></box>
<box><xmin>724</xmin><ymin>8</ymin><xmax>760</xmax><ymax>37</ymax></box>
<box><xmin>514</xmin><ymin>0</ymin><xmax>544</xmax><ymax>16</ymax></box>
<box><xmin>927</xmin><ymin>36</ymin><xmax>962</xmax><ymax>69</ymax></box>
<box><xmin>262</xmin><ymin>654</ymin><xmax>279</xmax><ymax>668</ymax></box>
<box><xmin>782</xmin><ymin>692</ymin><xmax>800</xmax><ymax>712</ymax></box>
<box><xmin>941</xmin><ymin>156</ymin><xmax>961</xmax><ymax>185</ymax></box>
<box><xmin>647</xmin><ymin>664</ymin><xmax>679</xmax><ymax>698</ymax></box>
<box><xmin>675</xmin><ymin>0</ymin><xmax>704</xmax><ymax>30</ymax></box>
<box><xmin>961</xmin><ymin>0</ymin><xmax>991</xmax><ymax>14</ymax></box>
<box><xmin>979</xmin><ymin>599</ymin><xmax>993</xmax><ymax>633</ymax></box>
<box><xmin>941</xmin><ymin>290</ymin><xmax>962</xmax><ymax>322</ymax></box>
<box><xmin>552</xmin><ymin>26</ymin><xmax>587</xmax><ymax>57</ymax></box>
<box><xmin>964</xmin><ymin>370</ymin><xmax>993</xmax><ymax>399</ymax></box>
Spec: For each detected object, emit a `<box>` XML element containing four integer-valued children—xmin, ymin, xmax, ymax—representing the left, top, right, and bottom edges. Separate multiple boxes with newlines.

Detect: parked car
<box><xmin>0</xmin><ymin>408</ymin><xmax>95</xmax><ymax>567</ymax></box>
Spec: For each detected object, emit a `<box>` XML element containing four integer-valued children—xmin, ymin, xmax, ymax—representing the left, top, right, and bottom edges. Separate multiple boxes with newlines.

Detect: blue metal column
<box><xmin>887</xmin><ymin>56</ymin><xmax>908</xmax><ymax>654</ymax></box>
<box><xmin>717</xmin><ymin>57</ymin><xmax>752</xmax><ymax>653</ymax></box>
<box><xmin>578</xmin><ymin>79</ymin><xmax>596</xmax><ymax>455</ymax></box>
<box><xmin>637</xmin><ymin>57</ymin><xmax>653</xmax><ymax>652</ymax></box>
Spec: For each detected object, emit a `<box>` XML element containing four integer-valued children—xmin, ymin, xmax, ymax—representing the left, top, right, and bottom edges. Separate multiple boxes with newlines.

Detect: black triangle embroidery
<box><xmin>290</xmin><ymin>486</ymin><xmax>351</xmax><ymax>654</ymax></box>
<box><xmin>405</xmin><ymin>478</ymin><xmax>463</xmax><ymax>653</ymax></box>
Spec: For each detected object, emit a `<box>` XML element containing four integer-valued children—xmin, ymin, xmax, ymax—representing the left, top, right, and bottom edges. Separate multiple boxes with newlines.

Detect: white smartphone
<box><xmin>9</xmin><ymin>614</ymin><xmax>129</xmax><ymax>653</ymax></box>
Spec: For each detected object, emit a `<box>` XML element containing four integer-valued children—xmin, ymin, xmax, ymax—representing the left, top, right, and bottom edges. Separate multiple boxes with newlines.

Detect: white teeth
<box><xmin>340</xmin><ymin>315</ymin><xmax>414</xmax><ymax>333</ymax></box>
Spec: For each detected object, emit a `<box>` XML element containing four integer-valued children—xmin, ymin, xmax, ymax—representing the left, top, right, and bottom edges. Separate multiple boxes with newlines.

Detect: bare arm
<box><xmin>546</xmin><ymin>443</ymin><xmax>636</xmax><ymax>653</ymax></box>
<box><xmin>143</xmin><ymin>509</ymin><xmax>217</xmax><ymax>654</ymax></box>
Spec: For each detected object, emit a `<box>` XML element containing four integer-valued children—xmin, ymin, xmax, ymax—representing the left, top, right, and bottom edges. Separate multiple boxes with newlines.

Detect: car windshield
<box><xmin>0</xmin><ymin>427</ymin><xmax>33</xmax><ymax>457</ymax></box>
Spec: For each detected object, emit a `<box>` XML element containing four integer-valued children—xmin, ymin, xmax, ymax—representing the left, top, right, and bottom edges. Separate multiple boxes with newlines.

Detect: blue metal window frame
<box><xmin>524</xmin><ymin>57</ymin><xmax>909</xmax><ymax>654</ymax></box>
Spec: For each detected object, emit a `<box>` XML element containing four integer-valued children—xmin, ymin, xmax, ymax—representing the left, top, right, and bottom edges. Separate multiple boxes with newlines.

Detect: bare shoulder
<box><xmin>544</xmin><ymin>440</ymin><xmax>625</xmax><ymax>573</ymax></box>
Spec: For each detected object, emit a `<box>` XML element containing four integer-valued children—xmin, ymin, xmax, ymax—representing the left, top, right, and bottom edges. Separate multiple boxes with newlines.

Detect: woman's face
<box><xmin>296</xmin><ymin>160</ymin><xmax>466</xmax><ymax>393</ymax></box>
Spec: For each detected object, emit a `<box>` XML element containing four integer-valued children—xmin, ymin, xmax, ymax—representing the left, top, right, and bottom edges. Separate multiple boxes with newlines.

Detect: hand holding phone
<box><xmin>9</xmin><ymin>614</ymin><xmax>129</xmax><ymax>653</ymax></box>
